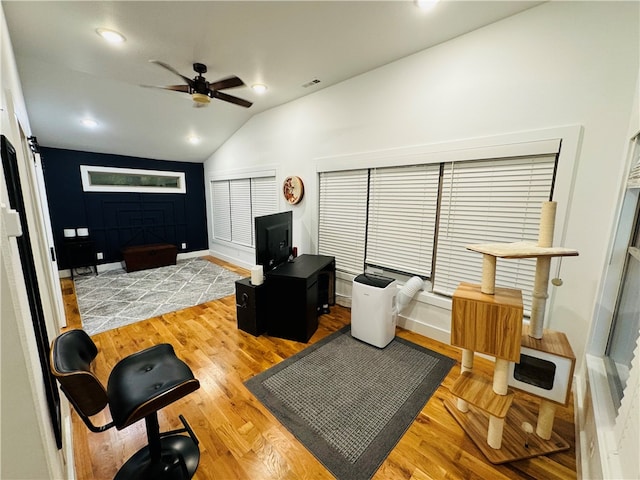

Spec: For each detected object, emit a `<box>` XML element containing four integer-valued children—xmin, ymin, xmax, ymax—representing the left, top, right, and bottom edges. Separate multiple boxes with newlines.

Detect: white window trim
<box><xmin>80</xmin><ymin>165</ymin><xmax>186</xmax><ymax>193</ymax></box>
<box><xmin>316</xmin><ymin>129</ymin><xmax>569</xmax><ymax>172</ymax></box>
<box><xmin>586</xmin><ymin>130</ymin><xmax>640</xmax><ymax>480</ymax></box>
<box><xmin>209</xmin><ymin>167</ymin><xmax>277</xmax><ymax>182</ymax></box>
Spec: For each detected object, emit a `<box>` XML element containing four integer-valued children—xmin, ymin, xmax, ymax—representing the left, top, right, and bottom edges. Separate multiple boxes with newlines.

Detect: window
<box><xmin>318</xmin><ymin>170</ymin><xmax>368</xmax><ymax>275</ymax></box>
<box><xmin>434</xmin><ymin>155</ymin><xmax>557</xmax><ymax>312</ymax></box>
<box><xmin>211</xmin><ymin>175</ymin><xmax>277</xmax><ymax>247</ymax></box>
<box><xmin>80</xmin><ymin>165</ymin><xmax>186</xmax><ymax>193</ymax></box>
<box><xmin>605</xmin><ymin>135</ymin><xmax>640</xmax><ymax>410</ymax></box>
<box><xmin>318</xmin><ymin>140</ymin><xmax>559</xmax><ymax>313</ymax></box>
<box><xmin>367</xmin><ymin>164</ymin><xmax>440</xmax><ymax>277</ymax></box>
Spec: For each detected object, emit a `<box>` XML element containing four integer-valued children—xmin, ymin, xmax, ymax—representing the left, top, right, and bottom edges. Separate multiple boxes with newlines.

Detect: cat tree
<box><xmin>444</xmin><ymin>201</ymin><xmax>578</xmax><ymax>464</ymax></box>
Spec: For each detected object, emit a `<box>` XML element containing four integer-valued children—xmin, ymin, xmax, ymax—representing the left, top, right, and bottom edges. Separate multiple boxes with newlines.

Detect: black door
<box><xmin>1</xmin><ymin>134</ymin><xmax>62</xmax><ymax>448</ymax></box>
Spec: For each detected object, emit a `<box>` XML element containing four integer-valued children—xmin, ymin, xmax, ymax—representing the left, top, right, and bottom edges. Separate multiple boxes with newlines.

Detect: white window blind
<box><xmin>251</xmin><ymin>176</ymin><xmax>277</xmax><ymax>220</ymax></box>
<box><xmin>212</xmin><ymin>181</ymin><xmax>231</xmax><ymax>241</ymax></box>
<box><xmin>319</xmin><ymin>170</ymin><xmax>369</xmax><ymax>275</ymax></box>
<box><xmin>366</xmin><ymin>164</ymin><xmax>440</xmax><ymax>277</ymax></box>
<box><xmin>433</xmin><ymin>155</ymin><xmax>557</xmax><ymax>313</ymax></box>
<box><xmin>230</xmin><ymin>179</ymin><xmax>252</xmax><ymax>246</ymax></box>
<box><xmin>251</xmin><ymin>176</ymin><xmax>278</xmax><ymax>245</ymax></box>
<box><xmin>212</xmin><ymin>174</ymin><xmax>276</xmax><ymax>247</ymax></box>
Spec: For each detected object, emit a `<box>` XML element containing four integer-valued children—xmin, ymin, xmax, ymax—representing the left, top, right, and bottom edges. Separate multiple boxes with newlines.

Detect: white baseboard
<box><xmin>58</xmin><ymin>249</ymin><xmax>212</xmax><ymax>278</ymax></box>
<box><xmin>574</xmin><ymin>373</ymin><xmax>587</xmax><ymax>480</ymax></box>
<box><xmin>178</xmin><ymin>249</ymin><xmax>210</xmax><ymax>260</ymax></box>
<box><xmin>397</xmin><ymin>315</ymin><xmax>451</xmax><ymax>345</ymax></box>
<box><xmin>583</xmin><ymin>354</ymin><xmax>624</xmax><ymax>480</ymax></box>
<box><xmin>207</xmin><ymin>249</ymin><xmax>254</xmax><ymax>271</ymax></box>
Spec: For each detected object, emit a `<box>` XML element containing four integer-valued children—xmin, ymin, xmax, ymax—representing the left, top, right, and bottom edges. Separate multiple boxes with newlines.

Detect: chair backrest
<box><xmin>50</xmin><ymin>329</ymin><xmax>108</xmax><ymax>418</ymax></box>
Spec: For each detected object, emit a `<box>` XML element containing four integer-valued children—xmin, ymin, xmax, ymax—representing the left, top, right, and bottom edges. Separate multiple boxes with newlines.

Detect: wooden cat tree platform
<box><xmin>444</xmin><ymin>201</ymin><xmax>578</xmax><ymax>464</ymax></box>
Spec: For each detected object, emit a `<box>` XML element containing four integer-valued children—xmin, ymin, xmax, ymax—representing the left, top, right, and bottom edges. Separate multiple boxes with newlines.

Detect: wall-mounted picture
<box><xmin>283</xmin><ymin>175</ymin><xmax>304</xmax><ymax>204</ymax></box>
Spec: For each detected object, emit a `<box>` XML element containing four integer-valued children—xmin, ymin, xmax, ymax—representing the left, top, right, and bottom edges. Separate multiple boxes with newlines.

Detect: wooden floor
<box><xmin>60</xmin><ymin>257</ymin><xmax>577</xmax><ymax>480</ymax></box>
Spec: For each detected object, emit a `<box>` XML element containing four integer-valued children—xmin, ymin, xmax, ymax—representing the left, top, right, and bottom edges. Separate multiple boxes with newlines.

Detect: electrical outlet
<box><xmin>181</xmin><ymin>242</ymin><xmax>187</xmax><ymax>249</ymax></box>
<box><xmin>96</xmin><ymin>252</ymin><xmax>104</xmax><ymax>260</ymax></box>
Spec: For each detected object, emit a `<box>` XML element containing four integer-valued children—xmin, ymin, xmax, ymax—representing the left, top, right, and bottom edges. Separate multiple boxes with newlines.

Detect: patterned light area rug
<box><xmin>245</xmin><ymin>326</ymin><xmax>455</xmax><ymax>480</ymax></box>
<box><xmin>74</xmin><ymin>257</ymin><xmax>242</xmax><ymax>335</ymax></box>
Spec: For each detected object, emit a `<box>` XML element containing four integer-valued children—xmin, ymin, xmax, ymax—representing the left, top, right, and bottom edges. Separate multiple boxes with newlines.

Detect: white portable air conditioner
<box><xmin>351</xmin><ymin>273</ymin><xmax>397</xmax><ymax>348</ymax></box>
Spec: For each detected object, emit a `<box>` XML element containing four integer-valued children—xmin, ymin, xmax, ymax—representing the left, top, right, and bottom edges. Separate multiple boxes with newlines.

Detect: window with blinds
<box><xmin>212</xmin><ymin>181</ymin><xmax>232</xmax><ymax>242</ymax></box>
<box><xmin>230</xmin><ymin>179</ymin><xmax>252</xmax><ymax>245</ymax></box>
<box><xmin>318</xmin><ymin>170</ymin><xmax>369</xmax><ymax>275</ymax></box>
<box><xmin>432</xmin><ymin>154</ymin><xmax>557</xmax><ymax>313</ymax></box>
<box><xmin>317</xmin><ymin>147</ymin><xmax>558</xmax><ymax>313</ymax></box>
<box><xmin>250</xmin><ymin>176</ymin><xmax>278</xmax><ymax>245</ymax></box>
<box><xmin>605</xmin><ymin>133</ymin><xmax>640</xmax><ymax>412</ymax></box>
<box><xmin>211</xmin><ymin>175</ymin><xmax>277</xmax><ymax>247</ymax></box>
<box><xmin>367</xmin><ymin>164</ymin><xmax>440</xmax><ymax>277</ymax></box>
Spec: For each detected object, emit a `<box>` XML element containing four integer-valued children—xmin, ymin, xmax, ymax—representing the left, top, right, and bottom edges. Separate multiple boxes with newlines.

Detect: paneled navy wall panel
<box><xmin>40</xmin><ymin>147</ymin><xmax>207</xmax><ymax>270</ymax></box>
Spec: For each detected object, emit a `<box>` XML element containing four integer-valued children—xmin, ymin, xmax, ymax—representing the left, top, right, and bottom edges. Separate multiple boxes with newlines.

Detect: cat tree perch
<box><xmin>468</xmin><ymin>201</ymin><xmax>578</xmax><ymax>339</ymax></box>
<box><xmin>445</xmin><ymin>201</ymin><xmax>578</xmax><ymax>464</ymax></box>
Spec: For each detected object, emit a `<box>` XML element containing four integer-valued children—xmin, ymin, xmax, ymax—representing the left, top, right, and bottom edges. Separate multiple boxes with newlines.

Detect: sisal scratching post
<box><xmin>529</xmin><ymin>201</ymin><xmax>557</xmax><ymax>339</ymax></box>
<box><xmin>456</xmin><ymin>349</ymin><xmax>475</xmax><ymax>412</ymax></box>
<box><xmin>481</xmin><ymin>254</ymin><xmax>496</xmax><ymax>295</ymax></box>
<box><xmin>487</xmin><ymin>358</ymin><xmax>509</xmax><ymax>449</ymax></box>
<box><xmin>530</xmin><ymin>257</ymin><xmax>551</xmax><ymax>339</ymax></box>
<box><xmin>538</xmin><ymin>201</ymin><xmax>557</xmax><ymax>248</ymax></box>
<box><xmin>487</xmin><ymin>415</ymin><xmax>505</xmax><ymax>449</ymax></box>
<box><xmin>492</xmin><ymin>358</ymin><xmax>509</xmax><ymax>395</ymax></box>
<box><xmin>536</xmin><ymin>399</ymin><xmax>557</xmax><ymax>440</ymax></box>
<box><xmin>461</xmin><ymin>349</ymin><xmax>474</xmax><ymax>372</ymax></box>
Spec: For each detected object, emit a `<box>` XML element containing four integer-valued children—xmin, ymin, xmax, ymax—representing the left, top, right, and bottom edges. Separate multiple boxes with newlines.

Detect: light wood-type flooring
<box><xmin>59</xmin><ymin>256</ymin><xmax>577</xmax><ymax>480</ymax></box>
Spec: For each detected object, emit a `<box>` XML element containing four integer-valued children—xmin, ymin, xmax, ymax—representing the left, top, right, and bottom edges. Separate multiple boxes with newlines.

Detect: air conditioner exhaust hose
<box><xmin>394</xmin><ymin>276</ymin><xmax>424</xmax><ymax>315</ymax></box>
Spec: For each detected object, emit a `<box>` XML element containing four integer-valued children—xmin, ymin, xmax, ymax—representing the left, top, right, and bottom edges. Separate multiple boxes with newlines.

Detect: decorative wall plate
<box><xmin>283</xmin><ymin>176</ymin><xmax>304</xmax><ymax>204</ymax></box>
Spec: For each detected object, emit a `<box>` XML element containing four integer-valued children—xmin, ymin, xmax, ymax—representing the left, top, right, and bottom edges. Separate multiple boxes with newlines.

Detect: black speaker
<box><xmin>235</xmin><ymin>277</ymin><xmax>267</xmax><ymax>336</ymax></box>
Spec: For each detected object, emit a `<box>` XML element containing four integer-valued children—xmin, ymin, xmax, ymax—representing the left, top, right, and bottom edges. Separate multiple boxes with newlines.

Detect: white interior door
<box><xmin>32</xmin><ymin>151</ymin><xmax>66</xmax><ymax>328</ymax></box>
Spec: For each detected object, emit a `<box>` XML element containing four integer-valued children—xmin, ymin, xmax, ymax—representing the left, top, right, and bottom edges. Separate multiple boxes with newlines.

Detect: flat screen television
<box><xmin>255</xmin><ymin>211</ymin><xmax>292</xmax><ymax>273</ymax></box>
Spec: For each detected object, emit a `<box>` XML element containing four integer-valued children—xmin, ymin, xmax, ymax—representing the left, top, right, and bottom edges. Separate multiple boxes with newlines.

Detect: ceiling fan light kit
<box><xmin>191</xmin><ymin>93</ymin><xmax>210</xmax><ymax>105</ymax></box>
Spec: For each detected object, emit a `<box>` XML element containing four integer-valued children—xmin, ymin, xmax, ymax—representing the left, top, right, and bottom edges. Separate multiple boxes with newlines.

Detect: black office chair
<box><xmin>50</xmin><ymin>329</ymin><xmax>201</xmax><ymax>479</ymax></box>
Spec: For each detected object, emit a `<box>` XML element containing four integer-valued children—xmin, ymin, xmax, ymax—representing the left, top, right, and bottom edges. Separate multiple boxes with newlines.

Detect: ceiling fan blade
<box><xmin>211</xmin><ymin>90</ymin><xmax>253</xmax><ymax>108</ymax></box>
<box><xmin>162</xmin><ymin>84</ymin><xmax>190</xmax><ymax>93</ymax></box>
<box><xmin>140</xmin><ymin>84</ymin><xmax>190</xmax><ymax>93</ymax></box>
<box><xmin>209</xmin><ymin>76</ymin><xmax>245</xmax><ymax>91</ymax></box>
<box><xmin>149</xmin><ymin>60</ymin><xmax>193</xmax><ymax>86</ymax></box>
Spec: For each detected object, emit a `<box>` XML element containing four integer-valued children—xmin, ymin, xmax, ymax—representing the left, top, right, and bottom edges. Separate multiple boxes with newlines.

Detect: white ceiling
<box><xmin>3</xmin><ymin>1</ymin><xmax>542</xmax><ymax>163</ymax></box>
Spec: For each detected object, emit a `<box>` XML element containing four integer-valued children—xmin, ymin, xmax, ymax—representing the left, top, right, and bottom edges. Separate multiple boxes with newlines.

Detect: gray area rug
<box><xmin>245</xmin><ymin>326</ymin><xmax>455</xmax><ymax>480</ymax></box>
<box><xmin>74</xmin><ymin>257</ymin><xmax>242</xmax><ymax>335</ymax></box>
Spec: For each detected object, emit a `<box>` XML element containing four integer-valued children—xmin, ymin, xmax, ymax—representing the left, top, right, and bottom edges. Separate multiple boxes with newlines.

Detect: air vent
<box><xmin>302</xmin><ymin>79</ymin><xmax>321</xmax><ymax>88</ymax></box>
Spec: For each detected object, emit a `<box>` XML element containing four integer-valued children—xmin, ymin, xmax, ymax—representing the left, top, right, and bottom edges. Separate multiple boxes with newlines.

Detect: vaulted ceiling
<box><xmin>3</xmin><ymin>1</ymin><xmax>542</xmax><ymax>162</ymax></box>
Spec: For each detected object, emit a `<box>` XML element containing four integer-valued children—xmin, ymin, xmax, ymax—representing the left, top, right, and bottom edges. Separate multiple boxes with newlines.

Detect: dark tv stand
<box><xmin>265</xmin><ymin>254</ymin><xmax>335</xmax><ymax>342</ymax></box>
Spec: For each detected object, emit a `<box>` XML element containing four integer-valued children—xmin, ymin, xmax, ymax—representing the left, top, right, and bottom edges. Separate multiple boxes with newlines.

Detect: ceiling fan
<box><xmin>144</xmin><ymin>60</ymin><xmax>252</xmax><ymax>108</ymax></box>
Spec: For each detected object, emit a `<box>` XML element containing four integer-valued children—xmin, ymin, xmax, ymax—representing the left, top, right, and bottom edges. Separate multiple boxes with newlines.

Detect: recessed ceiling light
<box><xmin>81</xmin><ymin>118</ymin><xmax>98</xmax><ymax>128</ymax></box>
<box><xmin>96</xmin><ymin>28</ymin><xmax>126</xmax><ymax>44</ymax></box>
<box><xmin>251</xmin><ymin>84</ymin><xmax>268</xmax><ymax>94</ymax></box>
<box><xmin>415</xmin><ymin>0</ymin><xmax>440</xmax><ymax>11</ymax></box>
<box><xmin>187</xmin><ymin>135</ymin><xmax>200</xmax><ymax>145</ymax></box>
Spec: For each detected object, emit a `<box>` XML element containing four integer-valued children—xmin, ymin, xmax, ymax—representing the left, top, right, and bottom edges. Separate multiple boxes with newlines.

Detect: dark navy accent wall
<box><xmin>40</xmin><ymin>147</ymin><xmax>207</xmax><ymax>270</ymax></box>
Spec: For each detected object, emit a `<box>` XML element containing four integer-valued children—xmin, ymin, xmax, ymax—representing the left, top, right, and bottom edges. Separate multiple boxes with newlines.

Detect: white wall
<box><xmin>1</xmin><ymin>4</ymin><xmax>67</xmax><ymax>479</ymax></box>
<box><xmin>205</xmin><ymin>1</ymin><xmax>639</xmax><ymax>367</ymax></box>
